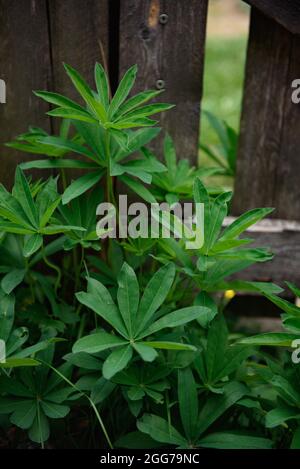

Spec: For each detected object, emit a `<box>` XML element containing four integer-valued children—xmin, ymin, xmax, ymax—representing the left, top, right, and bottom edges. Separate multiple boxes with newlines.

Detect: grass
<box><xmin>200</xmin><ymin>35</ymin><xmax>248</xmax><ymax>147</ymax></box>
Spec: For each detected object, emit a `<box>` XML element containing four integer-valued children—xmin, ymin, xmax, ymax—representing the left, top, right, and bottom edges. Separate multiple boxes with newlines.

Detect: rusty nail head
<box><xmin>159</xmin><ymin>13</ymin><xmax>168</xmax><ymax>24</ymax></box>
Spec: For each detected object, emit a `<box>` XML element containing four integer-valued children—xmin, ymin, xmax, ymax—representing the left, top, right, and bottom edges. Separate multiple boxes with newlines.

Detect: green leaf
<box><xmin>291</xmin><ymin>426</ymin><xmax>300</xmax><ymax>449</ymax></box>
<box><xmin>41</xmin><ymin>401</ymin><xmax>70</xmax><ymax>419</ymax></box>
<box><xmin>39</xmin><ymin>136</ymin><xmax>97</xmax><ymax>161</ymax></box>
<box><xmin>64</xmin><ymin>63</ymin><xmax>107</xmax><ymax>122</ymax></box>
<box><xmin>206</xmin><ymin>314</ymin><xmax>228</xmax><ymax>382</ymax></box>
<box><xmin>117</xmin><ymin>90</ymin><xmax>163</xmax><ymax>118</ymax></box>
<box><xmin>109</xmin><ymin>65</ymin><xmax>137</xmax><ymax>118</ymax></box>
<box><xmin>142</xmin><ymin>341</ymin><xmax>196</xmax><ymax>351</ymax></box>
<box><xmin>139</xmin><ymin>306</ymin><xmax>210</xmax><ymax>339</ymax></box>
<box><xmin>133</xmin><ymin>343</ymin><xmax>158</xmax><ymax>362</ymax></box>
<box><xmin>102</xmin><ymin>345</ymin><xmax>133</xmax><ymax>380</ymax></box>
<box><xmin>136</xmin><ymin>262</ymin><xmax>175</xmax><ymax>334</ymax></box>
<box><xmin>266</xmin><ymin>405</ymin><xmax>300</xmax><ymax>428</ymax></box>
<box><xmin>164</xmin><ymin>133</ymin><xmax>177</xmax><ymax>178</ymax></box>
<box><xmin>0</xmin><ymin>358</ymin><xmax>40</xmax><ymax>368</ymax></box>
<box><xmin>119</xmin><ymin>175</ymin><xmax>156</xmax><ymax>203</ymax></box>
<box><xmin>198</xmin><ymin>432</ymin><xmax>272</xmax><ymax>449</ymax></box>
<box><xmin>178</xmin><ymin>368</ymin><xmax>198</xmax><ymax>440</ymax></box>
<box><xmin>137</xmin><ymin>414</ymin><xmax>186</xmax><ymax>446</ymax></box>
<box><xmin>270</xmin><ymin>375</ymin><xmax>300</xmax><ymax>406</ymax></box>
<box><xmin>194</xmin><ymin>291</ymin><xmax>218</xmax><ymax>328</ymax></box>
<box><xmin>1</xmin><ymin>268</ymin><xmax>26</xmax><ymax>294</ymax></box>
<box><xmin>47</xmin><ymin>107</ymin><xmax>98</xmax><ymax>123</ymax></box>
<box><xmin>76</xmin><ymin>277</ymin><xmax>127</xmax><ymax>338</ymax></box>
<box><xmin>94</xmin><ymin>62</ymin><xmax>110</xmax><ymax>110</ymax></box>
<box><xmin>13</xmin><ymin>167</ymin><xmax>38</xmax><ymax>228</ymax></box>
<box><xmin>238</xmin><ymin>333</ymin><xmax>299</xmax><ymax>347</ymax></box>
<box><xmin>117</xmin><ymin>263</ymin><xmax>140</xmax><ymax>338</ymax></box>
<box><xmin>28</xmin><ymin>411</ymin><xmax>50</xmax><ymax>443</ymax></box>
<box><xmin>196</xmin><ymin>382</ymin><xmax>246</xmax><ymax>436</ymax></box>
<box><xmin>23</xmin><ymin>233</ymin><xmax>43</xmax><ymax>258</ymax></box>
<box><xmin>0</xmin><ymin>292</ymin><xmax>15</xmax><ymax>341</ymax></box>
<box><xmin>118</xmin><ymin>103</ymin><xmax>174</xmax><ymax>121</ymax></box>
<box><xmin>219</xmin><ymin>208</ymin><xmax>274</xmax><ymax>240</ymax></box>
<box><xmin>62</xmin><ymin>170</ymin><xmax>103</xmax><ymax>205</ymax></box>
<box><xmin>11</xmin><ymin>401</ymin><xmax>36</xmax><ymax>430</ymax></box>
<box><xmin>20</xmin><ymin>159</ymin><xmax>99</xmax><ymax>171</ymax></box>
<box><xmin>34</xmin><ymin>90</ymin><xmax>85</xmax><ymax>113</ymax></box>
<box><xmin>73</xmin><ymin>331</ymin><xmax>128</xmax><ymax>354</ymax></box>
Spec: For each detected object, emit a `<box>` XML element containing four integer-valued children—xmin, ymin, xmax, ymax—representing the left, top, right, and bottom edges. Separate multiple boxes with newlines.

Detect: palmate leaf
<box><xmin>75</xmin><ymin>262</ymin><xmax>210</xmax><ymax>377</ymax></box>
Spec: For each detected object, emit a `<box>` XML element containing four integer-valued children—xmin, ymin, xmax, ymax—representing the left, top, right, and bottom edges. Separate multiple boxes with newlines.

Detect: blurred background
<box><xmin>201</xmin><ymin>0</ymin><xmax>250</xmax><ymax>147</ymax></box>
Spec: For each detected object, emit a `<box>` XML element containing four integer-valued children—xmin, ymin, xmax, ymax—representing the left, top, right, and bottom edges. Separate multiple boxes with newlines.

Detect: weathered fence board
<box><xmin>47</xmin><ymin>0</ymin><xmax>109</xmax><ymax>134</ymax></box>
<box><xmin>233</xmin><ymin>7</ymin><xmax>300</xmax><ymax>222</ymax></box>
<box><xmin>119</xmin><ymin>0</ymin><xmax>208</xmax><ymax>164</ymax></box>
<box><xmin>0</xmin><ymin>0</ymin><xmax>52</xmax><ymax>186</ymax></box>
<box><xmin>0</xmin><ymin>0</ymin><xmax>109</xmax><ymax>182</ymax></box>
<box><xmin>244</xmin><ymin>0</ymin><xmax>300</xmax><ymax>35</ymax></box>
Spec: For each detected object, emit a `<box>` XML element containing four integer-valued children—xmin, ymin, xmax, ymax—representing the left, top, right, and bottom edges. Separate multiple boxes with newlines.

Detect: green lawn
<box><xmin>200</xmin><ymin>35</ymin><xmax>248</xmax><ymax>147</ymax></box>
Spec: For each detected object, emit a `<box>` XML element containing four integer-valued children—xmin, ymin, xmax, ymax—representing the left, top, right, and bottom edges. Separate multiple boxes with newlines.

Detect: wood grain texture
<box><xmin>233</xmin><ymin>8</ymin><xmax>300</xmax><ymax>221</ymax></box>
<box><xmin>0</xmin><ymin>0</ymin><xmax>52</xmax><ymax>186</ymax></box>
<box><xmin>231</xmin><ymin>230</ymin><xmax>300</xmax><ymax>286</ymax></box>
<box><xmin>243</xmin><ymin>0</ymin><xmax>300</xmax><ymax>34</ymax></box>
<box><xmin>47</xmin><ymin>0</ymin><xmax>109</xmax><ymax>119</ymax></box>
<box><xmin>119</xmin><ymin>0</ymin><xmax>208</xmax><ymax>164</ymax></box>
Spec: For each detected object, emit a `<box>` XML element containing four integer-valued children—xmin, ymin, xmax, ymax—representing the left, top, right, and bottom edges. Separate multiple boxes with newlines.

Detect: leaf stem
<box><xmin>42</xmin><ymin>245</ymin><xmax>61</xmax><ymax>294</ymax></box>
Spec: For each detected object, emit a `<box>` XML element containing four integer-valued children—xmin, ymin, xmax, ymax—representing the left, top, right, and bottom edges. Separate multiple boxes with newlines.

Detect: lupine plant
<box><xmin>0</xmin><ymin>63</ymin><xmax>297</xmax><ymax>449</ymax></box>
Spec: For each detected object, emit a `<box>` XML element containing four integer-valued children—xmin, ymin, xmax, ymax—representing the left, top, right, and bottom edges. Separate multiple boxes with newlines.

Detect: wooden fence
<box><xmin>0</xmin><ymin>0</ymin><xmax>300</xmax><ymax>285</ymax></box>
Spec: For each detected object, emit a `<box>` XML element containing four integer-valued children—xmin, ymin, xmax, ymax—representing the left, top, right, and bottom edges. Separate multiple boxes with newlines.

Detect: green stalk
<box><xmin>39</xmin><ymin>360</ymin><xmax>113</xmax><ymax>449</ymax></box>
<box><xmin>42</xmin><ymin>245</ymin><xmax>62</xmax><ymax>294</ymax></box>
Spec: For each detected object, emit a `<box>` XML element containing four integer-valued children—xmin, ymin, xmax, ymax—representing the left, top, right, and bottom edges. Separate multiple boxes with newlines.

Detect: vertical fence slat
<box><xmin>48</xmin><ymin>0</ymin><xmax>109</xmax><ymax>122</ymax></box>
<box><xmin>0</xmin><ymin>0</ymin><xmax>52</xmax><ymax>186</ymax></box>
<box><xmin>233</xmin><ymin>7</ymin><xmax>300</xmax><ymax>221</ymax></box>
<box><xmin>119</xmin><ymin>0</ymin><xmax>208</xmax><ymax>164</ymax></box>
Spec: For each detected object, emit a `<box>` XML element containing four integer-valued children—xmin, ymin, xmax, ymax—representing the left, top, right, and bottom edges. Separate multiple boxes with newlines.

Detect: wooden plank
<box><xmin>119</xmin><ymin>0</ymin><xmax>208</xmax><ymax>164</ymax></box>
<box><xmin>233</xmin><ymin>8</ymin><xmax>300</xmax><ymax>221</ymax></box>
<box><xmin>231</xmin><ymin>229</ymin><xmax>300</xmax><ymax>286</ymax></box>
<box><xmin>0</xmin><ymin>0</ymin><xmax>52</xmax><ymax>187</ymax></box>
<box><xmin>47</xmin><ymin>0</ymin><xmax>109</xmax><ymax>122</ymax></box>
<box><xmin>243</xmin><ymin>0</ymin><xmax>300</xmax><ymax>35</ymax></box>
<box><xmin>223</xmin><ymin>217</ymin><xmax>300</xmax><ymax>286</ymax></box>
